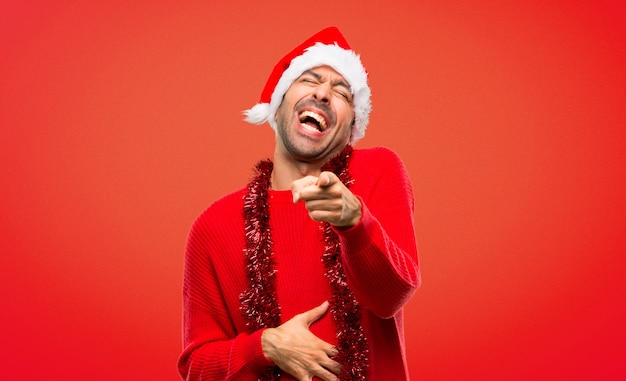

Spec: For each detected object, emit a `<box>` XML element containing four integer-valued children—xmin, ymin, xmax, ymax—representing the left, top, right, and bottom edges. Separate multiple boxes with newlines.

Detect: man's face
<box><xmin>275</xmin><ymin>65</ymin><xmax>355</xmax><ymax>164</ymax></box>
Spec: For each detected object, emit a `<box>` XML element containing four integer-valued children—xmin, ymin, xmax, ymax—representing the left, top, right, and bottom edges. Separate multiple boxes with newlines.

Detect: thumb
<box><xmin>301</xmin><ymin>301</ymin><xmax>330</xmax><ymax>326</ymax></box>
<box><xmin>316</xmin><ymin>171</ymin><xmax>336</xmax><ymax>188</ymax></box>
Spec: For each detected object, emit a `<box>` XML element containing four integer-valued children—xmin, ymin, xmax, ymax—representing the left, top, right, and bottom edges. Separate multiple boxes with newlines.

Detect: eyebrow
<box><xmin>301</xmin><ymin>70</ymin><xmax>352</xmax><ymax>93</ymax></box>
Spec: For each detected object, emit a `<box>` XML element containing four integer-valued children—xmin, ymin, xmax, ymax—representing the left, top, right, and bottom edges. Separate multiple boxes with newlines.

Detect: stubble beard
<box><xmin>275</xmin><ymin>100</ymin><xmax>348</xmax><ymax>163</ymax></box>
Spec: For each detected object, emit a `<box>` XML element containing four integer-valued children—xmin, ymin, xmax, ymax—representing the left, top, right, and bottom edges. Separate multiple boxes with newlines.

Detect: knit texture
<box><xmin>178</xmin><ymin>147</ymin><xmax>421</xmax><ymax>381</ymax></box>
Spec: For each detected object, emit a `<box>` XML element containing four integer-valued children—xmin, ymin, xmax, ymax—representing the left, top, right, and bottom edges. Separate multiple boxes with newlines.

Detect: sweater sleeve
<box><xmin>336</xmin><ymin>148</ymin><xmax>421</xmax><ymax>318</ymax></box>
<box><xmin>178</xmin><ymin>211</ymin><xmax>274</xmax><ymax>380</ymax></box>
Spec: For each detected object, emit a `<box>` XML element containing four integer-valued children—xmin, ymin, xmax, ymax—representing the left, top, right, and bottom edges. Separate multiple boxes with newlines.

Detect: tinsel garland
<box><xmin>240</xmin><ymin>146</ymin><xmax>369</xmax><ymax>381</ymax></box>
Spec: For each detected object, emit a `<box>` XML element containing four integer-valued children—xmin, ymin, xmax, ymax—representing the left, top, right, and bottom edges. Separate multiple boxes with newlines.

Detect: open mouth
<box><xmin>299</xmin><ymin>110</ymin><xmax>328</xmax><ymax>132</ymax></box>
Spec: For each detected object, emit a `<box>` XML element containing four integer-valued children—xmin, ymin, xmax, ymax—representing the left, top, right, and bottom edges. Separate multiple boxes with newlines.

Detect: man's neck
<box><xmin>270</xmin><ymin>156</ymin><xmax>321</xmax><ymax>190</ymax></box>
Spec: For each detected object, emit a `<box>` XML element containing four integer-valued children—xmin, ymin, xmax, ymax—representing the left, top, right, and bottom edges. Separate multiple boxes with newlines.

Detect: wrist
<box><xmin>261</xmin><ymin>328</ymin><xmax>278</xmax><ymax>364</ymax></box>
<box><xmin>337</xmin><ymin>195</ymin><xmax>362</xmax><ymax>229</ymax></box>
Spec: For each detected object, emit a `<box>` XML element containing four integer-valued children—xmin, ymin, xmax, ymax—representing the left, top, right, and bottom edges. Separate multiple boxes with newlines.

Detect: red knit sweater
<box><xmin>178</xmin><ymin>147</ymin><xmax>421</xmax><ymax>380</ymax></box>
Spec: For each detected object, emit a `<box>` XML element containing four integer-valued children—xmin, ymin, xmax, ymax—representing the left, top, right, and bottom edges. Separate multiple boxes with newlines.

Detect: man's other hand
<box><xmin>261</xmin><ymin>301</ymin><xmax>341</xmax><ymax>381</ymax></box>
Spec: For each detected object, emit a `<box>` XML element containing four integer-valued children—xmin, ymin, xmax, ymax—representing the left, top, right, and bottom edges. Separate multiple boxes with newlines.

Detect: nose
<box><xmin>312</xmin><ymin>82</ymin><xmax>331</xmax><ymax>104</ymax></box>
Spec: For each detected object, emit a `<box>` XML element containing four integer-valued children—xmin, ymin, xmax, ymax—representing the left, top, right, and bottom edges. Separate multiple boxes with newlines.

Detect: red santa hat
<box><xmin>243</xmin><ymin>26</ymin><xmax>371</xmax><ymax>144</ymax></box>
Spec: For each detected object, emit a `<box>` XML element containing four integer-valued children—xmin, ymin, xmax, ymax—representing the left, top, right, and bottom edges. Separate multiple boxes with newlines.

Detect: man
<box><xmin>178</xmin><ymin>26</ymin><xmax>421</xmax><ymax>381</ymax></box>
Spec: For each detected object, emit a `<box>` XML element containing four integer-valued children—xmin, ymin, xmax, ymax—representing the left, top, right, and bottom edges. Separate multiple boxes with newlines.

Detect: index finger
<box><xmin>291</xmin><ymin>175</ymin><xmax>319</xmax><ymax>202</ymax></box>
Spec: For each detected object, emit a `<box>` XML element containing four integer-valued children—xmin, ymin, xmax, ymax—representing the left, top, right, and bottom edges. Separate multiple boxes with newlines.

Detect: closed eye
<box><xmin>298</xmin><ymin>73</ymin><xmax>320</xmax><ymax>85</ymax></box>
<box><xmin>334</xmin><ymin>88</ymin><xmax>352</xmax><ymax>103</ymax></box>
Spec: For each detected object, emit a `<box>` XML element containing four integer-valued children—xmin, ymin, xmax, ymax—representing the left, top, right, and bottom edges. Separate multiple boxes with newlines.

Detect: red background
<box><xmin>1</xmin><ymin>1</ymin><xmax>625</xmax><ymax>380</ymax></box>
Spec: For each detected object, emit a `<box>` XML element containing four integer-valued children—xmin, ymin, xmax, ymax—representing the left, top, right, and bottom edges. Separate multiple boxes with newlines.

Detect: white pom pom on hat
<box><xmin>243</xmin><ymin>26</ymin><xmax>371</xmax><ymax>145</ymax></box>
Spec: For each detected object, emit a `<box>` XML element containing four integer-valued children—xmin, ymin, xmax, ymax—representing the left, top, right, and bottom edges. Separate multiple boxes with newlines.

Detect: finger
<box><xmin>307</xmin><ymin>210</ymin><xmax>338</xmax><ymax>224</ymax></box>
<box><xmin>300</xmin><ymin>301</ymin><xmax>330</xmax><ymax>326</ymax></box>
<box><xmin>304</xmin><ymin>198</ymin><xmax>342</xmax><ymax>212</ymax></box>
<box><xmin>326</xmin><ymin>345</ymin><xmax>339</xmax><ymax>357</ymax></box>
<box><xmin>312</xmin><ymin>365</ymin><xmax>340</xmax><ymax>381</ymax></box>
<box><xmin>291</xmin><ymin>176</ymin><xmax>319</xmax><ymax>202</ymax></box>
<box><xmin>321</xmin><ymin>358</ymin><xmax>343</xmax><ymax>376</ymax></box>
<box><xmin>316</xmin><ymin>171</ymin><xmax>337</xmax><ymax>188</ymax></box>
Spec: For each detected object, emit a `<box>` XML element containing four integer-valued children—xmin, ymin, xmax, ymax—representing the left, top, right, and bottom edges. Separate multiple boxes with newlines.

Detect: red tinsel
<box><xmin>240</xmin><ymin>146</ymin><xmax>369</xmax><ymax>381</ymax></box>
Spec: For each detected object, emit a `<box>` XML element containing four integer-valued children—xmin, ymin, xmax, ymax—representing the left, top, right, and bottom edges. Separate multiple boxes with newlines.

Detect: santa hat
<box><xmin>243</xmin><ymin>26</ymin><xmax>371</xmax><ymax>144</ymax></box>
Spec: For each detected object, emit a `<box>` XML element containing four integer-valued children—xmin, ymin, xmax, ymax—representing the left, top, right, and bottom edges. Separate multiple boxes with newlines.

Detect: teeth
<box><xmin>299</xmin><ymin>110</ymin><xmax>327</xmax><ymax>131</ymax></box>
<box><xmin>301</xmin><ymin>124</ymin><xmax>319</xmax><ymax>133</ymax></box>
